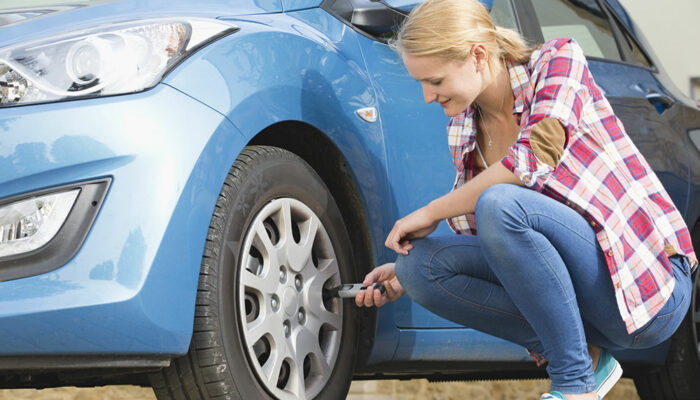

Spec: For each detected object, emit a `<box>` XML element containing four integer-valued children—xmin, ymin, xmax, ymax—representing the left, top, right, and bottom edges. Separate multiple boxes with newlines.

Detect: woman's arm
<box><xmin>385</xmin><ymin>162</ymin><xmax>522</xmax><ymax>254</ymax></box>
<box><xmin>426</xmin><ymin>161</ymin><xmax>522</xmax><ymax>220</ymax></box>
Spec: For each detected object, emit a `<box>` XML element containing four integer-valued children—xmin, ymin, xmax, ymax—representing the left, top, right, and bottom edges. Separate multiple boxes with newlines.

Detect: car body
<box><xmin>0</xmin><ymin>0</ymin><xmax>698</xmax><ymax>399</ymax></box>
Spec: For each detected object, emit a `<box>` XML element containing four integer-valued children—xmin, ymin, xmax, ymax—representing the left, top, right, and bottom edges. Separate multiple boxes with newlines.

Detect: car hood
<box><xmin>0</xmin><ymin>0</ymin><xmax>282</xmax><ymax>48</ymax></box>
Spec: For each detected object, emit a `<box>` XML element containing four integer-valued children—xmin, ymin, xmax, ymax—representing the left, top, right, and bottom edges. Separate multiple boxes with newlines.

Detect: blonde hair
<box><xmin>390</xmin><ymin>0</ymin><xmax>532</xmax><ymax>64</ymax></box>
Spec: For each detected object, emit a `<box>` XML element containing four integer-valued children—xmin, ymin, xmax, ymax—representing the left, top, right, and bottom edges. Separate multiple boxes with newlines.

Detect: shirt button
<box><xmin>607</xmin><ymin>250</ymin><xmax>613</xmax><ymax>257</ymax></box>
<box><xmin>616</xmin><ymin>282</ymin><xmax>621</xmax><ymax>288</ymax></box>
<box><xmin>590</xmin><ymin>221</ymin><xmax>597</xmax><ymax>227</ymax></box>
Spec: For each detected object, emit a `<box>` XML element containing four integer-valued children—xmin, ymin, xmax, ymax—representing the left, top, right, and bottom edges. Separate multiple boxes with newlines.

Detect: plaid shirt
<box><xmin>446</xmin><ymin>38</ymin><xmax>697</xmax><ymax>333</ymax></box>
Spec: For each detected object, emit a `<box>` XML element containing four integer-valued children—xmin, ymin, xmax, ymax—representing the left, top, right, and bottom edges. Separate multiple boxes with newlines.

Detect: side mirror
<box><xmin>350</xmin><ymin>0</ymin><xmax>407</xmax><ymax>35</ymax></box>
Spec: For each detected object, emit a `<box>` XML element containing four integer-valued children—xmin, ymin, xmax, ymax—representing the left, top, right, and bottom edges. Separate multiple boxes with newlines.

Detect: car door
<box><xmin>522</xmin><ymin>0</ymin><xmax>694</xmax><ymax>218</ymax></box>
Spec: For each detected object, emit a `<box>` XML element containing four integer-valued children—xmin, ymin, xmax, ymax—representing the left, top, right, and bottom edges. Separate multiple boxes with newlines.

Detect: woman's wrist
<box><xmin>424</xmin><ymin>200</ymin><xmax>443</xmax><ymax>223</ymax></box>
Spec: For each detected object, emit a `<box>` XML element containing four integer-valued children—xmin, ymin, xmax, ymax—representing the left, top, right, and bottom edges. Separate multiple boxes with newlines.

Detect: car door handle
<box><xmin>645</xmin><ymin>91</ymin><xmax>675</xmax><ymax>113</ymax></box>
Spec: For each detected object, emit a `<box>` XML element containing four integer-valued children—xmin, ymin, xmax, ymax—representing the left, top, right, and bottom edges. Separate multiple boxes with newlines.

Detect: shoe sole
<box><xmin>597</xmin><ymin>359</ymin><xmax>623</xmax><ymax>399</ymax></box>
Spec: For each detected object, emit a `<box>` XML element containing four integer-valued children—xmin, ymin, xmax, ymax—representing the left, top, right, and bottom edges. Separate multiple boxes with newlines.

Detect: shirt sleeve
<box><xmin>501</xmin><ymin>39</ymin><xmax>589</xmax><ymax>191</ymax></box>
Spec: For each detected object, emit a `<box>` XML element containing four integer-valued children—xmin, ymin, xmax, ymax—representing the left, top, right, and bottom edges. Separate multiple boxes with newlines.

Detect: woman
<box><xmin>354</xmin><ymin>0</ymin><xmax>698</xmax><ymax>399</ymax></box>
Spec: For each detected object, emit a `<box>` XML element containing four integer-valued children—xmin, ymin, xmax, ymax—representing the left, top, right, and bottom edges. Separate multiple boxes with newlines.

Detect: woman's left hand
<box><xmin>385</xmin><ymin>206</ymin><xmax>439</xmax><ymax>255</ymax></box>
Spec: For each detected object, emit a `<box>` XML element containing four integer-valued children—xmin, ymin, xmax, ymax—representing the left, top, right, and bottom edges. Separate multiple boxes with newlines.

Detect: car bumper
<box><xmin>0</xmin><ymin>84</ymin><xmax>247</xmax><ymax>355</ymax></box>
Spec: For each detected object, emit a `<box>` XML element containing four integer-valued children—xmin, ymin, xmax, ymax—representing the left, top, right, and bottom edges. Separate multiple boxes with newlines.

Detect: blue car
<box><xmin>1</xmin><ymin>0</ymin><xmax>698</xmax><ymax>399</ymax></box>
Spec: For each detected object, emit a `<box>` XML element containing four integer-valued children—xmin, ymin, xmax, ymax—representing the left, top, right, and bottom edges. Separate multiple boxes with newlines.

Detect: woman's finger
<box><xmin>398</xmin><ymin>240</ymin><xmax>413</xmax><ymax>254</ymax></box>
<box><xmin>385</xmin><ymin>230</ymin><xmax>398</xmax><ymax>251</ymax></box>
<box><xmin>363</xmin><ymin>286</ymin><xmax>375</xmax><ymax>307</ymax></box>
<box><xmin>362</xmin><ymin>270</ymin><xmax>377</xmax><ymax>286</ymax></box>
<box><xmin>373</xmin><ymin>286</ymin><xmax>385</xmax><ymax>307</ymax></box>
<box><xmin>355</xmin><ymin>290</ymin><xmax>365</xmax><ymax>307</ymax></box>
<box><xmin>384</xmin><ymin>280</ymin><xmax>395</xmax><ymax>300</ymax></box>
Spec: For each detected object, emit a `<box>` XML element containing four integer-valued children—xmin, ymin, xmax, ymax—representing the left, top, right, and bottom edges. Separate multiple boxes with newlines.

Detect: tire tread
<box><xmin>634</xmin><ymin>313</ymin><xmax>700</xmax><ymax>400</ymax></box>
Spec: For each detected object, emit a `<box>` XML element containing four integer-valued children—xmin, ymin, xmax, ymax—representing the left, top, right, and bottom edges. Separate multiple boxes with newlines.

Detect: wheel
<box><xmin>150</xmin><ymin>145</ymin><xmax>359</xmax><ymax>399</ymax></box>
<box><xmin>634</xmin><ymin>269</ymin><xmax>700</xmax><ymax>400</ymax></box>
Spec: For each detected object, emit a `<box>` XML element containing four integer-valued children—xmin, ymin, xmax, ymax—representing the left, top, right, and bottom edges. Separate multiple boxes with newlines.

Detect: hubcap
<box><xmin>238</xmin><ymin>198</ymin><xmax>342</xmax><ymax>400</ymax></box>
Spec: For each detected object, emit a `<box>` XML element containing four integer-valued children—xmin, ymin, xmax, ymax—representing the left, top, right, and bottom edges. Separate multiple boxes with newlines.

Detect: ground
<box><xmin>0</xmin><ymin>378</ymin><xmax>640</xmax><ymax>399</ymax></box>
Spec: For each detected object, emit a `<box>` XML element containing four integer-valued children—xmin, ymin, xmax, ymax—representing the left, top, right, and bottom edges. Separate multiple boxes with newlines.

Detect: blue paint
<box><xmin>282</xmin><ymin>0</ymin><xmax>321</xmax><ymax>11</ymax></box>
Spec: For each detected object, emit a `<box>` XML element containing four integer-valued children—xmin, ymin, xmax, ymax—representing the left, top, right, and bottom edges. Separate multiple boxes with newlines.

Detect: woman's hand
<box><xmin>355</xmin><ymin>263</ymin><xmax>405</xmax><ymax>307</ymax></box>
<box><xmin>385</xmin><ymin>206</ymin><xmax>439</xmax><ymax>255</ymax></box>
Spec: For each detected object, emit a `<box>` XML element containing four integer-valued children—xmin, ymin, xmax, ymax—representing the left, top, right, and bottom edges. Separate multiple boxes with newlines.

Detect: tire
<box><xmin>634</xmin><ymin>270</ymin><xmax>700</xmax><ymax>400</ymax></box>
<box><xmin>150</xmin><ymin>146</ymin><xmax>360</xmax><ymax>400</ymax></box>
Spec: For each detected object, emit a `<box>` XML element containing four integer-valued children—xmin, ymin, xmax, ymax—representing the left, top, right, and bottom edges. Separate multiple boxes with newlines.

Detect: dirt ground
<box><xmin>0</xmin><ymin>378</ymin><xmax>639</xmax><ymax>399</ymax></box>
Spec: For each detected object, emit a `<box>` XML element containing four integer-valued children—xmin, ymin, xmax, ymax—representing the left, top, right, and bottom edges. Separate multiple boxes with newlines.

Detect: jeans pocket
<box><xmin>632</xmin><ymin>292</ymin><xmax>688</xmax><ymax>349</ymax></box>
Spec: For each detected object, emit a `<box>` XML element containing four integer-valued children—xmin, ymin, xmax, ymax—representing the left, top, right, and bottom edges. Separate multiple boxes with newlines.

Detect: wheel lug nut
<box><xmin>271</xmin><ymin>294</ymin><xmax>280</xmax><ymax>312</ymax></box>
<box><xmin>283</xmin><ymin>321</ymin><xmax>291</xmax><ymax>337</ymax></box>
<box><xmin>297</xmin><ymin>308</ymin><xmax>306</xmax><ymax>324</ymax></box>
<box><xmin>295</xmin><ymin>276</ymin><xmax>303</xmax><ymax>291</ymax></box>
<box><xmin>279</xmin><ymin>266</ymin><xmax>287</xmax><ymax>283</ymax></box>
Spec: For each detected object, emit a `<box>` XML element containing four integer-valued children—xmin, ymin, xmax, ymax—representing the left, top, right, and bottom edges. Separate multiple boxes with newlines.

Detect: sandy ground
<box><xmin>0</xmin><ymin>378</ymin><xmax>640</xmax><ymax>399</ymax></box>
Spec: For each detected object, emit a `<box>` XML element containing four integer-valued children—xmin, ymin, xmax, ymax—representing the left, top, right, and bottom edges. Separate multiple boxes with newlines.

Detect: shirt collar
<box><xmin>506</xmin><ymin>59</ymin><xmax>531</xmax><ymax>115</ymax></box>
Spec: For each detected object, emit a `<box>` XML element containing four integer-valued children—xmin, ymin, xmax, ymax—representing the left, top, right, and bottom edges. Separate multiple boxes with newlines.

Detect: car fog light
<box><xmin>0</xmin><ymin>189</ymin><xmax>79</xmax><ymax>257</ymax></box>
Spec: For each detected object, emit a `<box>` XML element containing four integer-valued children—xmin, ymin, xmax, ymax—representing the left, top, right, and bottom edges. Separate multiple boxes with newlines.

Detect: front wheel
<box><xmin>150</xmin><ymin>146</ymin><xmax>359</xmax><ymax>399</ymax></box>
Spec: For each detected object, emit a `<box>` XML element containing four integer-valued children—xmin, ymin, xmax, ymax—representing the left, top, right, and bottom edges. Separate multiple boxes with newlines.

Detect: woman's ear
<box><xmin>471</xmin><ymin>44</ymin><xmax>489</xmax><ymax>73</ymax></box>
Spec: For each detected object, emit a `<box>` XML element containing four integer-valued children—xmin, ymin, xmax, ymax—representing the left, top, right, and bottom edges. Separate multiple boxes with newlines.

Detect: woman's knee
<box><xmin>395</xmin><ymin>238</ymin><xmax>429</xmax><ymax>281</ymax></box>
<box><xmin>475</xmin><ymin>184</ymin><xmax>524</xmax><ymax>237</ymax></box>
<box><xmin>394</xmin><ymin>238</ymin><xmax>441</xmax><ymax>299</ymax></box>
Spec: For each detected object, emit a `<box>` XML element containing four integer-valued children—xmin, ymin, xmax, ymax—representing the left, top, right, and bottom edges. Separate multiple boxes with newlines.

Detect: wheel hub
<box><xmin>282</xmin><ymin>286</ymin><xmax>298</xmax><ymax>317</ymax></box>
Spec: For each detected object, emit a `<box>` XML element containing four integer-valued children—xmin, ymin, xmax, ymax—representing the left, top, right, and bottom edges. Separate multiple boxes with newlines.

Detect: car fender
<box><xmin>164</xmin><ymin>10</ymin><xmax>397</xmax><ymax>264</ymax></box>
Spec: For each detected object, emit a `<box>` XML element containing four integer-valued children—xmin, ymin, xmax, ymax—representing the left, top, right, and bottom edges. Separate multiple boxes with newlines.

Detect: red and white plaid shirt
<box><xmin>446</xmin><ymin>38</ymin><xmax>697</xmax><ymax>333</ymax></box>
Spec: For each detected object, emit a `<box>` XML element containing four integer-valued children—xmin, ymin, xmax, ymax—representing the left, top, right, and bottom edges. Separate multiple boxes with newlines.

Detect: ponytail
<box><xmin>494</xmin><ymin>26</ymin><xmax>531</xmax><ymax>63</ymax></box>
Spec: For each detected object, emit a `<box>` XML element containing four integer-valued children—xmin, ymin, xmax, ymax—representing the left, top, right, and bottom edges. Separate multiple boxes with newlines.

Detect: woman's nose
<box><xmin>422</xmin><ymin>86</ymin><xmax>437</xmax><ymax>104</ymax></box>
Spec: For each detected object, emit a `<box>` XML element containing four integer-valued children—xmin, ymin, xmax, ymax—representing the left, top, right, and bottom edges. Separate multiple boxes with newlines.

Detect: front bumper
<box><xmin>0</xmin><ymin>83</ymin><xmax>247</xmax><ymax>355</ymax></box>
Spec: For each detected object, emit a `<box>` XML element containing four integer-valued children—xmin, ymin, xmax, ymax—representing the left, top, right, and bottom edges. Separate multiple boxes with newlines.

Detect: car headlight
<box><xmin>0</xmin><ymin>18</ymin><xmax>237</xmax><ymax>106</ymax></box>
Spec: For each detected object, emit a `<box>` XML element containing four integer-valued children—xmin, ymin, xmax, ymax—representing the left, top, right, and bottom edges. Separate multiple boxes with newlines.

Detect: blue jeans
<box><xmin>394</xmin><ymin>184</ymin><xmax>692</xmax><ymax>394</ymax></box>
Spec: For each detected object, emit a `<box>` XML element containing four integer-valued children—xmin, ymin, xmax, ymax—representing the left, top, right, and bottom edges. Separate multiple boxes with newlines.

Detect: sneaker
<box><xmin>540</xmin><ymin>391</ymin><xmax>601</xmax><ymax>400</ymax></box>
<box><xmin>594</xmin><ymin>350</ymin><xmax>623</xmax><ymax>399</ymax></box>
<box><xmin>540</xmin><ymin>392</ymin><xmax>567</xmax><ymax>399</ymax></box>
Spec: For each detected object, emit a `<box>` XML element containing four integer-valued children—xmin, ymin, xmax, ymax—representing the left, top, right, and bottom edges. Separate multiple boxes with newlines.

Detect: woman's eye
<box><xmin>431</xmin><ymin>80</ymin><xmax>442</xmax><ymax>86</ymax></box>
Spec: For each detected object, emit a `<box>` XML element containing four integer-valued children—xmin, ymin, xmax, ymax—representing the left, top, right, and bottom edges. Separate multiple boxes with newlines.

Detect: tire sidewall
<box><xmin>217</xmin><ymin>149</ymin><xmax>358</xmax><ymax>399</ymax></box>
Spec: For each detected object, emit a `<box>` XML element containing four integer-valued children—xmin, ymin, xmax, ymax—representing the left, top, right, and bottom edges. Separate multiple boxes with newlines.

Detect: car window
<box><xmin>380</xmin><ymin>0</ymin><xmax>421</xmax><ymax>12</ymax></box>
<box><xmin>490</xmin><ymin>0</ymin><xmax>519</xmax><ymax>32</ymax></box>
<box><xmin>610</xmin><ymin>13</ymin><xmax>652</xmax><ymax>68</ymax></box>
<box><xmin>530</xmin><ymin>0</ymin><xmax>621</xmax><ymax>61</ymax></box>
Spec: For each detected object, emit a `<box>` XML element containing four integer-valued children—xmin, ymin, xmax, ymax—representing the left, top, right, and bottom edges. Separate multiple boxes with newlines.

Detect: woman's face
<box><xmin>402</xmin><ymin>52</ymin><xmax>485</xmax><ymax>117</ymax></box>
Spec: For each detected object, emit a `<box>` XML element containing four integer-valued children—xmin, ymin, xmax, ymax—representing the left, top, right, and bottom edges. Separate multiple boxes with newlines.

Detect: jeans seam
<box><xmin>519</xmin><ymin>215</ymin><xmax>590</xmax><ymax>387</ymax></box>
<box><xmin>425</xmin><ymin>244</ymin><xmax>528</xmax><ymax>322</ymax></box>
<box><xmin>524</xmin><ymin>212</ymin><xmax>599</xmax><ymax>249</ymax></box>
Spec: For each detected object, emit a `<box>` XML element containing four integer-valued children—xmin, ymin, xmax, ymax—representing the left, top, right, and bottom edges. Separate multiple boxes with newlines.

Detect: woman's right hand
<box><xmin>355</xmin><ymin>263</ymin><xmax>405</xmax><ymax>307</ymax></box>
